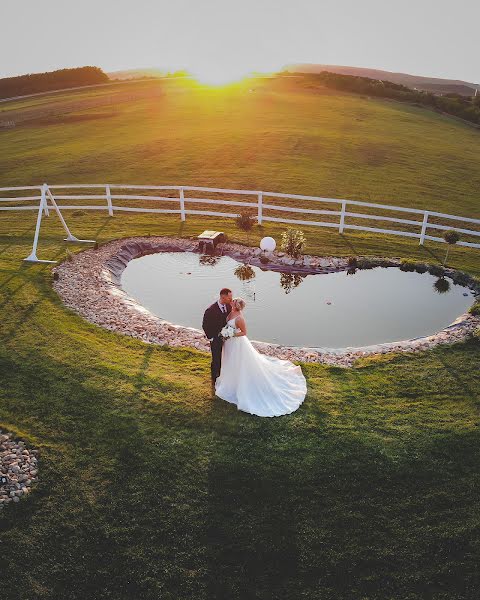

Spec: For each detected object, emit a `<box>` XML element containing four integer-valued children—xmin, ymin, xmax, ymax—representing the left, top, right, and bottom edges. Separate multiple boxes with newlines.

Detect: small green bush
<box><xmin>377</xmin><ymin>258</ymin><xmax>393</xmax><ymax>268</ymax></box>
<box><xmin>400</xmin><ymin>258</ymin><xmax>416</xmax><ymax>272</ymax></box>
<box><xmin>473</xmin><ymin>277</ymin><xmax>480</xmax><ymax>295</ymax></box>
<box><xmin>444</xmin><ymin>229</ymin><xmax>461</xmax><ymax>245</ymax></box>
<box><xmin>443</xmin><ymin>229</ymin><xmax>461</xmax><ymax>265</ymax></box>
<box><xmin>414</xmin><ymin>262</ymin><xmax>428</xmax><ymax>274</ymax></box>
<box><xmin>280</xmin><ymin>228</ymin><xmax>306</xmax><ymax>258</ymax></box>
<box><xmin>469</xmin><ymin>301</ymin><xmax>480</xmax><ymax>316</ymax></box>
<box><xmin>451</xmin><ymin>271</ymin><xmax>471</xmax><ymax>286</ymax></box>
<box><xmin>357</xmin><ymin>258</ymin><xmax>375</xmax><ymax>269</ymax></box>
<box><xmin>347</xmin><ymin>256</ymin><xmax>358</xmax><ymax>267</ymax></box>
<box><xmin>428</xmin><ymin>264</ymin><xmax>446</xmax><ymax>278</ymax></box>
<box><xmin>235</xmin><ymin>211</ymin><xmax>257</xmax><ymax>233</ymax></box>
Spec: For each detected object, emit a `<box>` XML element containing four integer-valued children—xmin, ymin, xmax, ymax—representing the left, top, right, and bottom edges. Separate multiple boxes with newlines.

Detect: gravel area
<box><xmin>0</xmin><ymin>430</ymin><xmax>39</xmax><ymax>510</ymax></box>
<box><xmin>52</xmin><ymin>236</ymin><xmax>479</xmax><ymax>367</ymax></box>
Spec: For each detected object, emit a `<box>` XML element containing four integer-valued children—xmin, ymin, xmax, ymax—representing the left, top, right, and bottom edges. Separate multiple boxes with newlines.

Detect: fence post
<box><xmin>24</xmin><ymin>184</ymin><xmax>49</xmax><ymax>262</ymax></box>
<box><xmin>179</xmin><ymin>187</ymin><xmax>186</xmax><ymax>221</ymax></box>
<box><xmin>338</xmin><ymin>200</ymin><xmax>346</xmax><ymax>233</ymax></box>
<box><xmin>419</xmin><ymin>211</ymin><xmax>429</xmax><ymax>245</ymax></box>
<box><xmin>257</xmin><ymin>192</ymin><xmax>263</xmax><ymax>224</ymax></box>
<box><xmin>106</xmin><ymin>184</ymin><xmax>113</xmax><ymax>217</ymax></box>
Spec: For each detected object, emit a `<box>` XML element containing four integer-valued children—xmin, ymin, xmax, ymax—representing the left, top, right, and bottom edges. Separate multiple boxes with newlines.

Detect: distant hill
<box><xmin>107</xmin><ymin>68</ymin><xmax>166</xmax><ymax>80</ymax></box>
<box><xmin>107</xmin><ymin>68</ymin><xmax>191</xmax><ymax>80</ymax></box>
<box><xmin>283</xmin><ymin>64</ymin><xmax>479</xmax><ymax>96</ymax></box>
<box><xmin>0</xmin><ymin>66</ymin><xmax>109</xmax><ymax>100</ymax></box>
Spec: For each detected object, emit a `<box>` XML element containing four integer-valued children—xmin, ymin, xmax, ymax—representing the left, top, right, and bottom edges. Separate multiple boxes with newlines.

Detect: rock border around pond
<box><xmin>0</xmin><ymin>430</ymin><xmax>39</xmax><ymax>510</ymax></box>
<box><xmin>52</xmin><ymin>236</ymin><xmax>480</xmax><ymax>368</ymax></box>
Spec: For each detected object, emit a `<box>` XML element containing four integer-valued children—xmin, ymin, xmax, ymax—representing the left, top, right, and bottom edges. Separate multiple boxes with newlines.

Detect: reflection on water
<box><xmin>280</xmin><ymin>272</ymin><xmax>305</xmax><ymax>294</ymax></box>
<box><xmin>121</xmin><ymin>252</ymin><xmax>474</xmax><ymax>348</ymax></box>
<box><xmin>234</xmin><ymin>264</ymin><xmax>256</xmax><ymax>282</ymax></box>
<box><xmin>199</xmin><ymin>254</ymin><xmax>221</xmax><ymax>267</ymax></box>
<box><xmin>434</xmin><ymin>277</ymin><xmax>451</xmax><ymax>294</ymax></box>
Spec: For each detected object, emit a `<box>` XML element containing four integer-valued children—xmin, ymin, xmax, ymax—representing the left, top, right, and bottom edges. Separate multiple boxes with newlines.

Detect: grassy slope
<box><xmin>1</xmin><ymin>78</ymin><xmax>479</xmax><ymax>216</ymax></box>
<box><xmin>1</xmin><ymin>80</ymin><xmax>480</xmax><ymax>600</ymax></box>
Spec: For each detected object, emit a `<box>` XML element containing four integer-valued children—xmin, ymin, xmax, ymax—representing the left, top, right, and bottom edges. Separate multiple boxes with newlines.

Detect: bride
<box><xmin>214</xmin><ymin>297</ymin><xmax>307</xmax><ymax>417</ymax></box>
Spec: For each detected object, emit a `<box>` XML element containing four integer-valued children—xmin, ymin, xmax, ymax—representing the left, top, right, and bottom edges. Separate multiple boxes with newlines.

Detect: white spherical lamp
<box><xmin>260</xmin><ymin>236</ymin><xmax>276</xmax><ymax>252</ymax></box>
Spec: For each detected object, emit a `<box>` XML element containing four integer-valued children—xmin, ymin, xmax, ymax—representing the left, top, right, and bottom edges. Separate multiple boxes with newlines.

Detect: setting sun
<box><xmin>191</xmin><ymin>64</ymin><xmax>252</xmax><ymax>86</ymax></box>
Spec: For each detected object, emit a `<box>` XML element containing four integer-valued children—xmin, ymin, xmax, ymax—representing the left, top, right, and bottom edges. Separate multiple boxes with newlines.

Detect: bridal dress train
<box><xmin>215</xmin><ymin>318</ymin><xmax>307</xmax><ymax>417</ymax></box>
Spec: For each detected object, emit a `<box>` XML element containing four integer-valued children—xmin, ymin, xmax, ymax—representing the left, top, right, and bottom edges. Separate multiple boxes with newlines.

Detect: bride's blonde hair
<box><xmin>233</xmin><ymin>297</ymin><xmax>246</xmax><ymax>311</ymax></box>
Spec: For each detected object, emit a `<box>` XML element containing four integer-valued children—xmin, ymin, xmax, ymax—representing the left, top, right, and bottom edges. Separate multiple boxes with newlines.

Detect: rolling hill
<box><xmin>284</xmin><ymin>63</ymin><xmax>479</xmax><ymax>96</ymax></box>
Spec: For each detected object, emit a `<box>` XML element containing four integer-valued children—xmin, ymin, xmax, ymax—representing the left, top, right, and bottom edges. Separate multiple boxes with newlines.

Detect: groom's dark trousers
<box><xmin>209</xmin><ymin>337</ymin><xmax>224</xmax><ymax>382</ymax></box>
<box><xmin>202</xmin><ymin>302</ymin><xmax>232</xmax><ymax>382</ymax></box>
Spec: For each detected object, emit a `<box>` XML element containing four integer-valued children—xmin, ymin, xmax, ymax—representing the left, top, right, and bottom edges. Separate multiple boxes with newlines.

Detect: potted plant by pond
<box><xmin>443</xmin><ymin>229</ymin><xmax>461</xmax><ymax>265</ymax></box>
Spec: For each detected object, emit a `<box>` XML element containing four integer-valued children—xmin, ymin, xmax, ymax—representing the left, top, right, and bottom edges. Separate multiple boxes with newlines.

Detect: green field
<box><xmin>1</xmin><ymin>77</ymin><xmax>480</xmax><ymax>217</ymax></box>
<box><xmin>1</xmin><ymin>79</ymin><xmax>479</xmax><ymax>600</ymax></box>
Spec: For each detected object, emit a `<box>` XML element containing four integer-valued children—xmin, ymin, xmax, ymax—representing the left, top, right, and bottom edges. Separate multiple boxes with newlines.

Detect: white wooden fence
<box><xmin>0</xmin><ymin>183</ymin><xmax>479</xmax><ymax>263</ymax></box>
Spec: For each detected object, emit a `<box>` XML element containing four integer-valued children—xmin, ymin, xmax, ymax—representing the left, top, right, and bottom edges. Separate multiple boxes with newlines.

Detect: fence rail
<box><xmin>0</xmin><ymin>183</ymin><xmax>479</xmax><ymax>262</ymax></box>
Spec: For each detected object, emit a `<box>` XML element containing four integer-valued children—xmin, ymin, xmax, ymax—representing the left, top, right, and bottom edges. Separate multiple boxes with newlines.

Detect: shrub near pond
<box><xmin>428</xmin><ymin>264</ymin><xmax>446</xmax><ymax>278</ymax></box>
<box><xmin>280</xmin><ymin>228</ymin><xmax>306</xmax><ymax>258</ymax></box>
<box><xmin>450</xmin><ymin>271</ymin><xmax>471</xmax><ymax>286</ymax></box>
<box><xmin>400</xmin><ymin>258</ymin><xmax>416</xmax><ymax>272</ymax></box>
<box><xmin>414</xmin><ymin>262</ymin><xmax>428</xmax><ymax>274</ymax></box>
<box><xmin>347</xmin><ymin>256</ymin><xmax>358</xmax><ymax>268</ymax></box>
<box><xmin>235</xmin><ymin>211</ymin><xmax>257</xmax><ymax>242</ymax></box>
<box><xmin>443</xmin><ymin>229</ymin><xmax>461</xmax><ymax>265</ymax></box>
<box><xmin>356</xmin><ymin>258</ymin><xmax>375</xmax><ymax>269</ymax></box>
<box><xmin>469</xmin><ymin>299</ymin><xmax>480</xmax><ymax>316</ymax></box>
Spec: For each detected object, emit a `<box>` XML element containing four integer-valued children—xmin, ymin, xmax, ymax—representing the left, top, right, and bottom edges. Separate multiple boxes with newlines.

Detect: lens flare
<box><xmin>191</xmin><ymin>64</ymin><xmax>251</xmax><ymax>86</ymax></box>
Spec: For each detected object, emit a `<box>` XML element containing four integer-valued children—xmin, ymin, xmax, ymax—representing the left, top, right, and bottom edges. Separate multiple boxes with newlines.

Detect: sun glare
<box><xmin>191</xmin><ymin>64</ymin><xmax>252</xmax><ymax>86</ymax></box>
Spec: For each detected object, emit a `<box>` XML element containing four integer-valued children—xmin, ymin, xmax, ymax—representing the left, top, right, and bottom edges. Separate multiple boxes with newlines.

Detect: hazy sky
<box><xmin>1</xmin><ymin>0</ymin><xmax>479</xmax><ymax>83</ymax></box>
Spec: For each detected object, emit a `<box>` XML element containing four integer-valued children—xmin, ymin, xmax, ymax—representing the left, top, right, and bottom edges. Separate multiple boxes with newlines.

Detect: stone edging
<box><xmin>0</xmin><ymin>429</ymin><xmax>39</xmax><ymax>510</ymax></box>
<box><xmin>52</xmin><ymin>236</ymin><xmax>479</xmax><ymax>367</ymax></box>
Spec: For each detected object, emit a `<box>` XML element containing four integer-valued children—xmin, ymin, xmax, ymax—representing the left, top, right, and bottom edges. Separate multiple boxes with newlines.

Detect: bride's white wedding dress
<box><xmin>215</xmin><ymin>317</ymin><xmax>307</xmax><ymax>417</ymax></box>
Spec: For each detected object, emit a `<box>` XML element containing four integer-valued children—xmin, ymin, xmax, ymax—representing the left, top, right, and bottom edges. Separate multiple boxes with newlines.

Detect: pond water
<box><xmin>121</xmin><ymin>252</ymin><xmax>474</xmax><ymax>349</ymax></box>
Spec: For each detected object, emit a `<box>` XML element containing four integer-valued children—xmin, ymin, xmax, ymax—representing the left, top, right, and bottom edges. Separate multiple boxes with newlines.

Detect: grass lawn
<box><xmin>1</xmin><ymin>80</ymin><xmax>480</xmax><ymax>599</ymax></box>
<box><xmin>1</xmin><ymin>77</ymin><xmax>480</xmax><ymax>218</ymax></box>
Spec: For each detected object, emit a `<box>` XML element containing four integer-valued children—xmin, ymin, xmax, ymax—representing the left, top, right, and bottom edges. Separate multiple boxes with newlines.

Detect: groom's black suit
<box><xmin>202</xmin><ymin>301</ymin><xmax>232</xmax><ymax>382</ymax></box>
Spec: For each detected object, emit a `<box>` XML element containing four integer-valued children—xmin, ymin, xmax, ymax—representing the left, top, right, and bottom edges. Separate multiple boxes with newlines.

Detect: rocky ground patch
<box><xmin>0</xmin><ymin>430</ymin><xmax>39</xmax><ymax>510</ymax></box>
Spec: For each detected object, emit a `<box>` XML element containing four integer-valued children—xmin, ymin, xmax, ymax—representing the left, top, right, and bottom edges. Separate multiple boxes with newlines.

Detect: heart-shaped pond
<box><xmin>121</xmin><ymin>252</ymin><xmax>474</xmax><ymax>349</ymax></box>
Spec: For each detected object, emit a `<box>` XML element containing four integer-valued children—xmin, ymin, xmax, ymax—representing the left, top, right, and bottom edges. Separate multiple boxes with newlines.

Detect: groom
<box><xmin>202</xmin><ymin>288</ymin><xmax>233</xmax><ymax>387</ymax></box>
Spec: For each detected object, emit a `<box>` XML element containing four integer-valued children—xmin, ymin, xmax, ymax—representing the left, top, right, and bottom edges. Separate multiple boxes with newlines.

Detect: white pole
<box><xmin>419</xmin><ymin>211</ymin><xmax>429</xmax><ymax>245</ymax></box>
<box><xmin>45</xmin><ymin>185</ymin><xmax>95</xmax><ymax>243</ymax></box>
<box><xmin>339</xmin><ymin>200</ymin><xmax>346</xmax><ymax>233</ymax></box>
<box><xmin>257</xmin><ymin>192</ymin><xmax>263</xmax><ymax>225</ymax></box>
<box><xmin>23</xmin><ymin>184</ymin><xmax>56</xmax><ymax>263</ymax></box>
<box><xmin>179</xmin><ymin>187</ymin><xmax>186</xmax><ymax>221</ymax></box>
<box><xmin>106</xmin><ymin>184</ymin><xmax>113</xmax><ymax>216</ymax></box>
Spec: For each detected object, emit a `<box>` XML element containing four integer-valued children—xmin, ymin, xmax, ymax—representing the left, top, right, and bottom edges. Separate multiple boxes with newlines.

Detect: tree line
<box><xmin>285</xmin><ymin>71</ymin><xmax>480</xmax><ymax>126</ymax></box>
<box><xmin>0</xmin><ymin>66</ymin><xmax>109</xmax><ymax>100</ymax></box>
